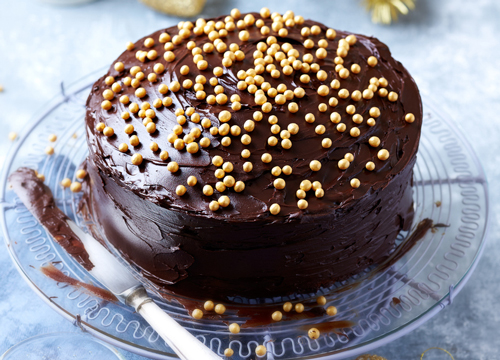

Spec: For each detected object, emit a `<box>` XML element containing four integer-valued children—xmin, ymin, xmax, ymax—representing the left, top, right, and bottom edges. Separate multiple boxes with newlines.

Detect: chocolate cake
<box><xmin>84</xmin><ymin>9</ymin><xmax>422</xmax><ymax>302</ymax></box>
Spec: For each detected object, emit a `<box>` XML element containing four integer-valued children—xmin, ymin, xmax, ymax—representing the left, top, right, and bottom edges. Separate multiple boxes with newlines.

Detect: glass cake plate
<box><xmin>0</xmin><ymin>69</ymin><xmax>489</xmax><ymax>359</ymax></box>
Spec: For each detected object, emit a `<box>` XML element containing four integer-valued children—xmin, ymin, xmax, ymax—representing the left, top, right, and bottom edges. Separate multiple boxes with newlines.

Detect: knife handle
<box><xmin>135</xmin><ymin>298</ymin><xmax>223</xmax><ymax>360</ymax></box>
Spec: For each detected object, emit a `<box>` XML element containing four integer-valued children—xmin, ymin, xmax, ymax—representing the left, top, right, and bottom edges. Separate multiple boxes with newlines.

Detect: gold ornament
<box><xmin>363</xmin><ymin>0</ymin><xmax>416</xmax><ymax>25</ymax></box>
<box><xmin>355</xmin><ymin>355</ymin><xmax>387</xmax><ymax>360</ymax></box>
<box><xmin>139</xmin><ymin>0</ymin><xmax>206</xmax><ymax>17</ymax></box>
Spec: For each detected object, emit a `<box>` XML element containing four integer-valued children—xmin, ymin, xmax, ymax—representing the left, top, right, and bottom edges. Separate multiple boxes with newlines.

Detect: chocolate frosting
<box><xmin>9</xmin><ymin>168</ymin><xmax>94</xmax><ymax>271</ymax></box>
<box><xmin>83</xmin><ymin>12</ymin><xmax>422</xmax><ymax>302</ymax></box>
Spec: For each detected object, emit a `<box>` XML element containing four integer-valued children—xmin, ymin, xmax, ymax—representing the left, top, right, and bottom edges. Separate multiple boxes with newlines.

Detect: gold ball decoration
<box><xmin>308</xmin><ymin>328</ymin><xmax>320</xmax><ymax>340</ymax></box>
<box><xmin>229</xmin><ymin>323</ymin><xmax>240</xmax><ymax>334</ymax></box>
<box><xmin>326</xmin><ymin>306</ymin><xmax>338</xmax><ymax>316</ymax></box>
<box><xmin>378</xmin><ymin>149</ymin><xmax>390</xmax><ymax>160</ymax></box>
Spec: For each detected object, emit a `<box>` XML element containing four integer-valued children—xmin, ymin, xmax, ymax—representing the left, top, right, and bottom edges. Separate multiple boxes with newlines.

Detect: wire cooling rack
<box><xmin>0</xmin><ymin>69</ymin><xmax>489</xmax><ymax>359</ymax></box>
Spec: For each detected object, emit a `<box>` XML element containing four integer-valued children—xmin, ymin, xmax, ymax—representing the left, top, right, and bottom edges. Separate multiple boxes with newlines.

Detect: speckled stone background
<box><xmin>1</xmin><ymin>0</ymin><xmax>499</xmax><ymax>359</ymax></box>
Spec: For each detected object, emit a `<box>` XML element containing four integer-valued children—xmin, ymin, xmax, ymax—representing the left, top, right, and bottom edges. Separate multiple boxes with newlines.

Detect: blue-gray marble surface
<box><xmin>1</xmin><ymin>0</ymin><xmax>499</xmax><ymax>359</ymax></box>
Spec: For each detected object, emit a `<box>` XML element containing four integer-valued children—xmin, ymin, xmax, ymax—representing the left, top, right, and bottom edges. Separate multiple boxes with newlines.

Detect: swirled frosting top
<box><xmin>85</xmin><ymin>10</ymin><xmax>422</xmax><ymax>219</ymax></box>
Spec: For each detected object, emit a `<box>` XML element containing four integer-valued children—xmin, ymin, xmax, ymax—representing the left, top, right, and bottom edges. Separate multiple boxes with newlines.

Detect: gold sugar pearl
<box><xmin>272</xmin><ymin>311</ymin><xmax>283</xmax><ymax>321</ymax></box>
<box><xmin>322</xmin><ymin>138</ymin><xmax>332</xmax><ymax>148</ymax></box>
<box><xmin>76</xmin><ymin>170</ymin><xmax>87</xmax><ymax>181</ymax></box>
<box><xmin>388</xmin><ymin>91</ymin><xmax>399</xmax><ymax>102</ymax></box>
<box><xmin>351</xmin><ymin>64</ymin><xmax>361</xmax><ymax>74</ymax></box>
<box><xmin>239</xmin><ymin>30</ymin><xmax>250</xmax><ymax>41</ymax></box>
<box><xmin>221</xmin><ymin>137</ymin><xmax>231</xmax><ymax>147</ymax></box>
<box><xmin>405</xmin><ymin>113</ymin><xmax>415</xmax><ymax>123</ymax></box>
<box><xmin>363</xmin><ymin>89</ymin><xmax>374</xmax><ymax>99</ymax></box>
<box><xmin>216</xmin><ymin>182</ymin><xmax>226</xmax><ymax>193</ymax></box>
<box><xmin>224</xmin><ymin>348</ymin><xmax>234</xmax><ymax>358</ymax></box>
<box><xmin>103</xmin><ymin>126</ymin><xmax>114</xmax><ymax>137</ymax></box>
<box><xmin>222</xmin><ymin>161</ymin><xmax>233</xmax><ymax>172</ymax></box>
<box><xmin>242</xmin><ymin>161</ymin><xmax>253</xmax><ymax>173</ymax></box>
<box><xmin>367</xmin><ymin>118</ymin><xmax>376</xmax><ymax>126</ymax></box>
<box><xmin>305</xmin><ymin>113</ymin><xmax>315</xmax><ymax>123</ymax></box>
<box><xmin>121</xmin><ymin>111</ymin><xmax>130</xmax><ymax>120</ymax></box>
<box><xmin>378</xmin><ymin>149</ymin><xmax>390</xmax><ymax>160</ymax></box>
<box><xmin>135</xmin><ymin>88</ymin><xmax>146</xmax><ymax>98</ymax></box>
<box><xmin>280</xmin><ymin>130</ymin><xmax>290</xmax><ymax>139</ymax></box>
<box><xmin>241</xmin><ymin>149</ymin><xmax>251</xmax><ymax>158</ymax></box>
<box><xmin>45</xmin><ymin>145</ymin><xmax>54</xmax><ymax>155</ymax></box>
<box><xmin>367</xmin><ymin>56</ymin><xmax>378</xmax><ymax>67</ymax></box>
<box><xmin>218</xmin><ymin>110</ymin><xmax>231</xmax><ymax>123</ymax></box>
<box><xmin>294</xmin><ymin>87</ymin><xmax>305</xmax><ymax>98</ymax></box>
<box><xmin>130</xmin><ymin>135</ymin><xmax>140</xmax><ymax>146</ymax></box>
<box><xmin>295</xmin><ymin>303</ymin><xmax>305</xmax><ymax>313</ymax></box>
<box><xmin>326</xmin><ymin>305</ymin><xmax>338</xmax><ymax>316</ymax></box>
<box><xmin>338</xmin><ymin>89</ymin><xmax>350</xmax><ymax>99</ymax></box>
<box><xmin>229</xmin><ymin>323</ymin><xmax>240</xmax><ymax>334</ymax></box>
<box><xmin>223</xmin><ymin>176</ymin><xmax>235</xmax><ymax>187</ymax></box>
<box><xmin>315</xmin><ymin>188</ymin><xmax>325</xmax><ymax>198</ymax></box>
<box><xmin>288</xmin><ymin>123</ymin><xmax>299</xmax><ymax>135</ymax></box>
<box><xmin>366</xmin><ymin>161</ymin><xmax>375</xmax><ymax>171</ymax></box>
<box><xmin>338</xmin><ymin>159</ymin><xmax>350</xmax><ymax>170</ymax></box>
<box><xmin>379</xmin><ymin>88</ymin><xmax>389</xmax><ymax>97</ymax></box>
<box><xmin>167</xmin><ymin>161</ymin><xmax>179</xmax><ymax>172</ymax></box>
<box><xmin>202</xmin><ymin>300</ymin><xmax>214</xmax><ymax>312</ymax></box>
<box><xmin>300</xmin><ymin>180</ymin><xmax>312</xmax><ymax>192</ymax></box>
<box><xmin>281</xmin><ymin>139</ymin><xmax>292</xmax><ymax>149</ymax></box>
<box><xmin>339</xmin><ymin>68</ymin><xmax>350</xmax><ymax>79</ymax></box>
<box><xmin>61</xmin><ymin>178</ymin><xmax>71</xmax><ymax>188</ymax></box>
<box><xmin>281</xmin><ymin>302</ymin><xmax>293</xmax><ymax>313</ymax></box>
<box><xmin>215</xmin><ymin>169</ymin><xmax>225</xmax><ymax>179</ymax></box>
<box><xmin>101</xmin><ymin>100</ymin><xmax>112</xmax><ymax>110</ymax></box>
<box><xmin>261</xmin><ymin>153</ymin><xmax>272</xmax><ymax>163</ymax></box>
<box><xmin>346</xmin><ymin>105</ymin><xmax>356</xmax><ymax>115</ymax></box>
<box><xmin>119</xmin><ymin>143</ymin><xmax>128</xmax><ymax>152</ymax></box>
<box><xmin>234</xmin><ymin>181</ymin><xmax>245</xmax><ymax>192</ymax></box>
<box><xmin>105</xmin><ymin>76</ymin><xmax>115</xmax><ymax>85</ymax></box>
<box><xmin>191</xmin><ymin>309</ymin><xmax>203</xmax><ymax>320</ymax></box>
<box><xmin>272</xmin><ymin>177</ymin><xmax>286</xmax><ymax>190</ymax></box>
<box><xmin>369</xmin><ymin>107</ymin><xmax>381</xmax><ymax>118</ymax></box>
<box><xmin>218</xmin><ymin>196</ymin><xmax>230</xmax><ymax>208</ymax></box>
<box><xmin>337</xmin><ymin>123</ymin><xmax>346</xmax><ymax>132</ymax></box>
<box><xmin>296</xmin><ymin>189</ymin><xmax>306</xmax><ymax>199</ymax></box>
<box><xmin>174</xmin><ymin>139</ymin><xmax>185</xmax><ymax>150</ymax></box>
<box><xmin>269</xmin><ymin>203</ymin><xmax>281</xmax><ymax>215</ymax></box>
<box><xmin>176</xmin><ymin>185</ymin><xmax>187</xmax><ymax>196</ymax></box>
<box><xmin>146</xmin><ymin>122</ymin><xmax>156</xmax><ymax>133</ymax></box>
<box><xmin>369</xmin><ymin>136</ymin><xmax>381</xmax><ymax>147</ymax></box>
<box><xmin>317</xmin><ymin>85</ymin><xmax>330</xmax><ymax>97</ymax></box>
<box><xmin>351</xmin><ymin>90</ymin><xmax>362</xmax><ymax>101</ymax></box>
<box><xmin>308</xmin><ymin>328</ymin><xmax>320</xmax><ymax>340</ymax></box>
<box><xmin>271</xmin><ymin>166</ymin><xmax>282</xmax><ymax>177</ymax></box>
<box><xmin>310</xmin><ymin>160</ymin><xmax>322</xmax><ymax>171</ymax></box>
<box><xmin>282</xmin><ymin>165</ymin><xmax>292</xmax><ymax>175</ymax></box>
<box><xmin>70</xmin><ymin>182</ymin><xmax>82</xmax><ymax>193</ymax></box>
<box><xmin>330</xmin><ymin>79</ymin><xmax>340</xmax><ymax>90</ymax></box>
<box><xmin>131</xmin><ymin>153</ymin><xmax>143</xmax><ymax>166</ymax></box>
<box><xmin>202</xmin><ymin>184</ymin><xmax>214</xmax><ymax>196</ymax></box>
<box><xmin>330</xmin><ymin>112</ymin><xmax>341</xmax><ymax>124</ymax></box>
<box><xmin>315</xmin><ymin>125</ymin><xmax>326</xmax><ymax>135</ymax></box>
<box><xmin>255</xmin><ymin>345</ymin><xmax>267</xmax><ymax>357</ymax></box>
<box><xmin>350</xmin><ymin>178</ymin><xmax>360</xmax><ymax>188</ymax></box>
<box><xmin>209</xmin><ymin>200</ymin><xmax>220</xmax><ymax>211</ymax></box>
<box><xmin>344</xmin><ymin>153</ymin><xmax>354</xmax><ymax>162</ymax></box>
<box><xmin>350</xmin><ymin>127</ymin><xmax>360</xmax><ymax>137</ymax></box>
<box><xmin>48</xmin><ymin>134</ymin><xmax>57</xmax><ymax>142</ymax></box>
<box><xmin>186</xmin><ymin>142</ymin><xmax>199</xmax><ymax>154</ymax></box>
<box><xmin>126</xmin><ymin>41</ymin><xmax>134</xmax><ymax>51</ymax></box>
<box><xmin>352</xmin><ymin>114</ymin><xmax>363</xmax><ymax>124</ymax></box>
